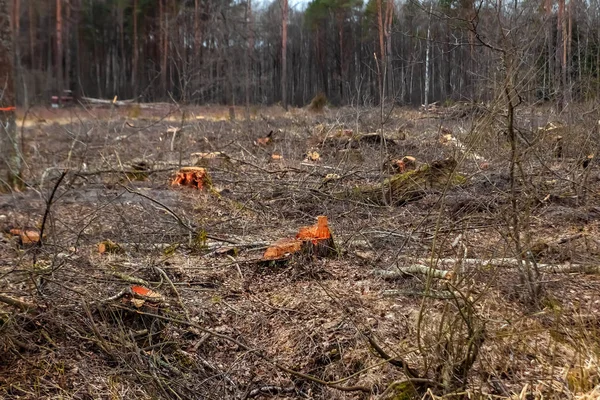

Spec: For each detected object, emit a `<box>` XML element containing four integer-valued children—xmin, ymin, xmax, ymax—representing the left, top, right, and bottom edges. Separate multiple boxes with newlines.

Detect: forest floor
<box><xmin>1</xmin><ymin>102</ymin><xmax>600</xmax><ymax>399</ymax></box>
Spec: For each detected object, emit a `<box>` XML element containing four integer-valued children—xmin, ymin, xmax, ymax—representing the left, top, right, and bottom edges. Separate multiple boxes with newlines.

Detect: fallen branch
<box><xmin>366</xmin><ymin>335</ymin><xmax>421</xmax><ymax>379</ymax></box>
<box><xmin>381</xmin><ymin>290</ymin><xmax>454</xmax><ymax>299</ymax></box>
<box><xmin>246</xmin><ymin>385</ymin><xmax>303</xmax><ymax>398</ymax></box>
<box><xmin>112</xmin><ymin>306</ymin><xmax>372</xmax><ymax>394</ymax></box>
<box><xmin>373</xmin><ymin>265</ymin><xmax>453</xmax><ymax>280</ymax></box>
<box><xmin>408</xmin><ymin>258</ymin><xmax>600</xmax><ymax>274</ymax></box>
<box><xmin>0</xmin><ymin>294</ymin><xmax>37</xmax><ymax>311</ymax></box>
<box><xmin>80</xmin><ymin>96</ymin><xmax>135</xmax><ymax>106</ymax></box>
<box><xmin>119</xmin><ymin>184</ymin><xmax>238</xmax><ymax>244</ymax></box>
<box><xmin>109</xmin><ymin>272</ymin><xmax>149</xmax><ymax>286</ymax></box>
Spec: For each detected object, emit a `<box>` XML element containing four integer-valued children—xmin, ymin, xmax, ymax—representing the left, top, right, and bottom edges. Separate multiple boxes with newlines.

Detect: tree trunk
<box><xmin>56</xmin><ymin>0</ymin><xmax>63</xmax><ymax>94</ymax></box>
<box><xmin>337</xmin><ymin>12</ymin><xmax>344</xmax><ymax>103</ymax></box>
<box><xmin>118</xmin><ymin>0</ymin><xmax>124</xmax><ymax>96</ymax></box>
<box><xmin>194</xmin><ymin>0</ymin><xmax>201</xmax><ymax>53</ymax></box>
<box><xmin>0</xmin><ymin>0</ymin><xmax>21</xmax><ymax>190</ymax></box>
<box><xmin>567</xmin><ymin>0</ymin><xmax>572</xmax><ymax>106</ymax></box>
<box><xmin>376</xmin><ymin>0</ymin><xmax>385</xmax><ymax>104</ymax></box>
<box><xmin>28</xmin><ymin>0</ymin><xmax>34</xmax><ymax>71</ymax></box>
<box><xmin>545</xmin><ymin>0</ymin><xmax>553</xmax><ymax>101</ymax></box>
<box><xmin>245</xmin><ymin>0</ymin><xmax>254</xmax><ymax>119</ymax></box>
<box><xmin>281</xmin><ymin>0</ymin><xmax>288</xmax><ymax>110</ymax></box>
<box><xmin>557</xmin><ymin>0</ymin><xmax>566</xmax><ymax>111</ymax></box>
<box><xmin>65</xmin><ymin>0</ymin><xmax>71</xmax><ymax>92</ymax></box>
<box><xmin>424</xmin><ymin>3</ymin><xmax>433</xmax><ymax>109</ymax></box>
<box><xmin>160</xmin><ymin>0</ymin><xmax>168</xmax><ymax>97</ymax></box>
<box><xmin>384</xmin><ymin>0</ymin><xmax>393</xmax><ymax>99</ymax></box>
<box><xmin>132</xmin><ymin>0</ymin><xmax>138</xmax><ymax>96</ymax></box>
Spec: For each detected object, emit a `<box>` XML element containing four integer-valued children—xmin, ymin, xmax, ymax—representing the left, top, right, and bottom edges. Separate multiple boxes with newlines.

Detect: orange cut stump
<box><xmin>172</xmin><ymin>167</ymin><xmax>211</xmax><ymax>190</ymax></box>
<box><xmin>263</xmin><ymin>238</ymin><xmax>304</xmax><ymax>260</ymax></box>
<box><xmin>263</xmin><ymin>216</ymin><xmax>335</xmax><ymax>261</ymax></box>
<box><xmin>296</xmin><ymin>215</ymin><xmax>331</xmax><ymax>242</ymax></box>
<box><xmin>9</xmin><ymin>228</ymin><xmax>44</xmax><ymax>245</ymax></box>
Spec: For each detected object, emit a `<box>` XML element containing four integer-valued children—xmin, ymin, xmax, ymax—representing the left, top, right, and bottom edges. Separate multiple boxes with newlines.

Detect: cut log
<box><xmin>345</xmin><ymin>158</ymin><xmax>465</xmax><ymax>205</ymax></box>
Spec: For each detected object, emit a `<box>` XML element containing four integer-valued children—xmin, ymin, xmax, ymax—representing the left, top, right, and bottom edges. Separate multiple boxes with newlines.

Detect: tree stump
<box><xmin>347</xmin><ymin>158</ymin><xmax>465</xmax><ymax>205</ymax></box>
<box><xmin>171</xmin><ymin>167</ymin><xmax>212</xmax><ymax>190</ymax></box>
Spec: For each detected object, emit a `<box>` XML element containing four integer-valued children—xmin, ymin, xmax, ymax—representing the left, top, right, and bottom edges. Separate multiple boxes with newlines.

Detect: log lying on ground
<box><xmin>409</xmin><ymin>258</ymin><xmax>600</xmax><ymax>274</ymax></box>
<box><xmin>373</xmin><ymin>265</ymin><xmax>453</xmax><ymax>280</ymax></box>
<box><xmin>80</xmin><ymin>96</ymin><xmax>135</xmax><ymax>106</ymax></box>
<box><xmin>80</xmin><ymin>97</ymin><xmax>172</xmax><ymax>109</ymax></box>
<box><xmin>343</xmin><ymin>158</ymin><xmax>465</xmax><ymax>205</ymax></box>
<box><xmin>0</xmin><ymin>294</ymin><xmax>37</xmax><ymax>311</ymax></box>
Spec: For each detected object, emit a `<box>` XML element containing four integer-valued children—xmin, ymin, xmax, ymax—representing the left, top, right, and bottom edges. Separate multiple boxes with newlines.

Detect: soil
<box><xmin>1</xmin><ymin>103</ymin><xmax>600</xmax><ymax>399</ymax></box>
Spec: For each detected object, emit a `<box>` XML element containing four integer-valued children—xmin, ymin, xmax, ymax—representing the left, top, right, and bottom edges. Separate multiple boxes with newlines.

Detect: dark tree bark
<box><xmin>160</xmin><ymin>0</ymin><xmax>168</xmax><ymax>97</ymax></box>
<box><xmin>56</xmin><ymin>0</ymin><xmax>63</xmax><ymax>93</ymax></box>
<box><xmin>132</xmin><ymin>0</ymin><xmax>138</xmax><ymax>96</ymax></box>
<box><xmin>281</xmin><ymin>0</ymin><xmax>288</xmax><ymax>109</ymax></box>
<box><xmin>0</xmin><ymin>0</ymin><xmax>21</xmax><ymax>190</ymax></box>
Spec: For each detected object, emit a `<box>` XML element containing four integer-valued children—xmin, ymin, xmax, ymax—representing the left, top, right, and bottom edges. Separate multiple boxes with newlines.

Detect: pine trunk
<box><xmin>281</xmin><ymin>0</ymin><xmax>288</xmax><ymax>109</ymax></box>
<box><xmin>56</xmin><ymin>0</ymin><xmax>63</xmax><ymax>94</ymax></box>
<box><xmin>0</xmin><ymin>0</ymin><xmax>21</xmax><ymax>190</ymax></box>
<box><xmin>132</xmin><ymin>0</ymin><xmax>138</xmax><ymax>96</ymax></box>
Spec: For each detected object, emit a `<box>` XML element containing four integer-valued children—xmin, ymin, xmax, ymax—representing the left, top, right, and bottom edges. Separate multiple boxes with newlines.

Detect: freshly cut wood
<box><xmin>172</xmin><ymin>167</ymin><xmax>211</xmax><ymax>189</ymax></box>
<box><xmin>254</xmin><ymin>130</ymin><xmax>274</xmax><ymax>146</ymax></box>
<box><xmin>130</xmin><ymin>285</ymin><xmax>163</xmax><ymax>300</ymax></box>
<box><xmin>373</xmin><ymin>265</ymin><xmax>453</xmax><ymax>280</ymax></box>
<box><xmin>384</xmin><ymin>156</ymin><xmax>417</xmax><ymax>173</ymax></box>
<box><xmin>263</xmin><ymin>215</ymin><xmax>336</xmax><ymax>261</ymax></box>
<box><xmin>263</xmin><ymin>238</ymin><xmax>303</xmax><ymax>260</ymax></box>
<box><xmin>9</xmin><ymin>228</ymin><xmax>45</xmax><ymax>245</ymax></box>
<box><xmin>347</xmin><ymin>158</ymin><xmax>465</xmax><ymax>205</ymax></box>
<box><xmin>296</xmin><ymin>215</ymin><xmax>331</xmax><ymax>241</ymax></box>
<box><xmin>98</xmin><ymin>239</ymin><xmax>124</xmax><ymax>254</ymax></box>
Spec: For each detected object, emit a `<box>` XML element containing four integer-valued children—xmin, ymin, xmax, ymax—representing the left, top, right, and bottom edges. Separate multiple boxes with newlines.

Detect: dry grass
<box><xmin>1</xmin><ymin>103</ymin><xmax>600</xmax><ymax>399</ymax></box>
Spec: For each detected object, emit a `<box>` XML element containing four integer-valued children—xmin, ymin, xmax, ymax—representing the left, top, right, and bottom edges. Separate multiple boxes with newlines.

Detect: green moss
<box><xmin>382</xmin><ymin>381</ymin><xmax>419</xmax><ymax>400</ymax></box>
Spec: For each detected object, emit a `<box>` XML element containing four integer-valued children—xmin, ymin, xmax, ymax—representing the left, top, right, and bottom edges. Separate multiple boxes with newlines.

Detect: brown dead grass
<box><xmin>1</xmin><ymin>103</ymin><xmax>600</xmax><ymax>399</ymax></box>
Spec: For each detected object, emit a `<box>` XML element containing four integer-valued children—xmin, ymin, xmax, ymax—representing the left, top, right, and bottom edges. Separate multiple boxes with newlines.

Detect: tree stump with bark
<box><xmin>346</xmin><ymin>158</ymin><xmax>465</xmax><ymax>205</ymax></box>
